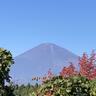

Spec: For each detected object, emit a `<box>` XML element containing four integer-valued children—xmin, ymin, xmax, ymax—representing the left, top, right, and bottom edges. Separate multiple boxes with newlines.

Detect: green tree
<box><xmin>0</xmin><ymin>48</ymin><xmax>14</xmax><ymax>96</ymax></box>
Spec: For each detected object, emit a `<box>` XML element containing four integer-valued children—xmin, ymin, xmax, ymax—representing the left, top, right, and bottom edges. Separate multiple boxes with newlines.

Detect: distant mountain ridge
<box><xmin>10</xmin><ymin>43</ymin><xmax>79</xmax><ymax>84</ymax></box>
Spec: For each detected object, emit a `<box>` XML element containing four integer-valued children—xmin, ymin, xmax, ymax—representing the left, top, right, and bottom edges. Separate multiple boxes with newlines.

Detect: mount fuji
<box><xmin>10</xmin><ymin>43</ymin><xmax>79</xmax><ymax>84</ymax></box>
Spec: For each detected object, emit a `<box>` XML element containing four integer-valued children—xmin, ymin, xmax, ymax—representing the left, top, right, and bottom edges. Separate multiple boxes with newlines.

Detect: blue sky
<box><xmin>0</xmin><ymin>0</ymin><xmax>96</xmax><ymax>56</ymax></box>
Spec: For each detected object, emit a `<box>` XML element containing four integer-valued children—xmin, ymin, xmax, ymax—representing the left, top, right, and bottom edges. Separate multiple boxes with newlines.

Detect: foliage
<box><xmin>90</xmin><ymin>79</ymin><xmax>96</xmax><ymax>96</ymax></box>
<box><xmin>39</xmin><ymin>75</ymin><xmax>90</xmax><ymax>96</ymax></box>
<box><xmin>79</xmin><ymin>52</ymin><xmax>96</xmax><ymax>80</ymax></box>
<box><xmin>12</xmin><ymin>77</ymin><xmax>96</xmax><ymax>96</ymax></box>
<box><xmin>13</xmin><ymin>83</ymin><xmax>40</xmax><ymax>96</ymax></box>
<box><xmin>60</xmin><ymin>51</ymin><xmax>96</xmax><ymax>80</ymax></box>
<box><xmin>0</xmin><ymin>48</ymin><xmax>14</xmax><ymax>96</ymax></box>
<box><xmin>60</xmin><ymin>64</ymin><xmax>78</xmax><ymax>78</ymax></box>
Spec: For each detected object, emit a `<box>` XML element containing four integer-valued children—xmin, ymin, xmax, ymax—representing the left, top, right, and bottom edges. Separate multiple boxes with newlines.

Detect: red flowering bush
<box><xmin>60</xmin><ymin>51</ymin><xmax>96</xmax><ymax>80</ymax></box>
<box><xmin>60</xmin><ymin>63</ymin><xmax>78</xmax><ymax>78</ymax></box>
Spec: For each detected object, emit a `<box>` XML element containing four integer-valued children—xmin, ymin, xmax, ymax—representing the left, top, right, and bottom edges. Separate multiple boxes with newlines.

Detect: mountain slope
<box><xmin>10</xmin><ymin>43</ymin><xmax>79</xmax><ymax>84</ymax></box>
